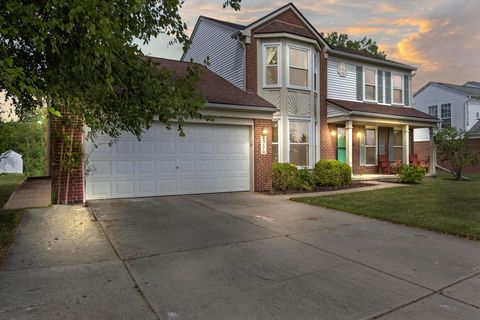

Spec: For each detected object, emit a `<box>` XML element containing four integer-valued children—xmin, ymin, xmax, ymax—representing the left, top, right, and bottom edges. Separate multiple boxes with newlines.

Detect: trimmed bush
<box><xmin>272</xmin><ymin>163</ymin><xmax>302</xmax><ymax>191</ymax></box>
<box><xmin>313</xmin><ymin>160</ymin><xmax>352</xmax><ymax>187</ymax></box>
<box><xmin>397</xmin><ymin>165</ymin><xmax>426</xmax><ymax>184</ymax></box>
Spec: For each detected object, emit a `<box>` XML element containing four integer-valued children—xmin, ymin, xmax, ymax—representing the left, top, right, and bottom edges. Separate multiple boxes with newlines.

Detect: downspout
<box><xmin>465</xmin><ymin>96</ymin><xmax>470</xmax><ymax>131</ymax></box>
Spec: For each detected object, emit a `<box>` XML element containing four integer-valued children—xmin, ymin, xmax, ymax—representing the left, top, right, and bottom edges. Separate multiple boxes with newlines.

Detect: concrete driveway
<box><xmin>2</xmin><ymin>192</ymin><xmax>480</xmax><ymax>319</ymax></box>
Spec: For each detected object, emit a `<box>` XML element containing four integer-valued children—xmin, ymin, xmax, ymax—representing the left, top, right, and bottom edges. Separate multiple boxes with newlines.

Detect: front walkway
<box><xmin>3</xmin><ymin>177</ymin><xmax>51</xmax><ymax>209</ymax></box>
<box><xmin>1</xmin><ymin>193</ymin><xmax>480</xmax><ymax>319</ymax></box>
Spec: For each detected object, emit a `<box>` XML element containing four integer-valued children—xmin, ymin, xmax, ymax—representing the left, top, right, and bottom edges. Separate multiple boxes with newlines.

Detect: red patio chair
<box><xmin>378</xmin><ymin>155</ymin><xmax>391</xmax><ymax>174</ymax></box>
<box><xmin>409</xmin><ymin>153</ymin><xmax>419</xmax><ymax>166</ymax></box>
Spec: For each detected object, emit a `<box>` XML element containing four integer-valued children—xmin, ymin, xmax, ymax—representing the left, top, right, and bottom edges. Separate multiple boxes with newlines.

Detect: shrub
<box><xmin>313</xmin><ymin>160</ymin><xmax>352</xmax><ymax>187</ymax></box>
<box><xmin>272</xmin><ymin>163</ymin><xmax>302</xmax><ymax>191</ymax></box>
<box><xmin>397</xmin><ymin>165</ymin><xmax>426</xmax><ymax>184</ymax></box>
<box><xmin>297</xmin><ymin>168</ymin><xmax>314</xmax><ymax>192</ymax></box>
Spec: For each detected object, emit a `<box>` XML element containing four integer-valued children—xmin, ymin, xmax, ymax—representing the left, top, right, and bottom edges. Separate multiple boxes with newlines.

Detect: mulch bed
<box><xmin>266</xmin><ymin>182</ymin><xmax>374</xmax><ymax>195</ymax></box>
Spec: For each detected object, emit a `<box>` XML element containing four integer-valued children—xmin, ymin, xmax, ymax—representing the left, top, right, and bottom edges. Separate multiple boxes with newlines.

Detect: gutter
<box><xmin>327</xmin><ymin>49</ymin><xmax>417</xmax><ymax>71</ymax></box>
<box><xmin>206</xmin><ymin>102</ymin><xmax>277</xmax><ymax>113</ymax></box>
<box><xmin>348</xmin><ymin>110</ymin><xmax>439</xmax><ymax>123</ymax></box>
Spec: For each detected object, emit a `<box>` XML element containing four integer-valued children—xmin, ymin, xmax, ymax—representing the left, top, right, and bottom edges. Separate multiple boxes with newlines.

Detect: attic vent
<box><xmin>337</xmin><ymin>63</ymin><xmax>348</xmax><ymax>77</ymax></box>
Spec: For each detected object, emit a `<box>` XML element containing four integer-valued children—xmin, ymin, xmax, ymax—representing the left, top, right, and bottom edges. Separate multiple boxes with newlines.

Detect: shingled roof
<box><xmin>327</xmin><ymin>99</ymin><xmax>437</xmax><ymax>121</ymax></box>
<box><xmin>148</xmin><ymin>57</ymin><xmax>275</xmax><ymax>110</ymax></box>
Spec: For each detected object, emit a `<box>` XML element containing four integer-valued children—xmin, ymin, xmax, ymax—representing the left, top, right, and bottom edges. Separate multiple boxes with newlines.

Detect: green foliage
<box><xmin>0</xmin><ymin>112</ymin><xmax>46</xmax><ymax>176</ymax></box>
<box><xmin>434</xmin><ymin>127</ymin><xmax>480</xmax><ymax>180</ymax></box>
<box><xmin>272</xmin><ymin>163</ymin><xmax>303</xmax><ymax>192</ymax></box>
<box><xmin>320</xmin><ymin>32</ymin><xmax>387</xmax><ymax>59</ymax></box>
<box><xmin>314</xmin><ymin>160</ymin><xmax>352</xmax><ymax>187</ymax></box>
<box><xmin>397</xmin><ymin>165</ymin><xmax>426</xmax><ymax>184</ymax></box>
<box><xmin>0</xmin><ymin>0</ymin><xmax>241</xmax><ymax>140</ymax></box>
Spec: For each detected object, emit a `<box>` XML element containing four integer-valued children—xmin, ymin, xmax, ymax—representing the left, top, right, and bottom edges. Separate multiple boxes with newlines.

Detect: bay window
<box><xmin>264</xmin><ymin>44</ymin><xmax>280</xmax><ymax>87</ymax></box>
<box><xmin>288</xmin><ymin>46</ymin><xmax>309</xmax><ymax>88</ymax></box>
<box><xmin>289</xmin><ymin>120</ymin><xmax>310</xmax><ymax>167</ymax></box>
<box><xmin>364</xmin><ymin>69</ymin><xmax>376</xmax><ymax>101</ymax></box>
<box><xmin>392</xmin><ymin>74</ymin><xmax>403</xmax><ymax>104</ymax></box>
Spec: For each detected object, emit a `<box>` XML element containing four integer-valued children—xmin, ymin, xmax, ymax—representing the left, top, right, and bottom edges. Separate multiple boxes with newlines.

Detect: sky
<box><xmin>139</xmin><ymin>0</ymin><xmax>480</xmax><ymax>92</ymax></box>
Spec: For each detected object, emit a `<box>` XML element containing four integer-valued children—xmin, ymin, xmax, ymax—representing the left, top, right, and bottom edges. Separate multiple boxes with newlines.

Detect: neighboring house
<box><xmin>412</xmin><ymin>81</ymin><xmax>480</xmax><ymax>169</ymax></box>
<box><xmin>50</xmin><ymin>3</ymin><xmax>437</xmax><ymax>203</ymax></box>
<box><xmin>0</xmin><ymin>150</ymin><xmax>23</xmax><ymax>174</ymax></box>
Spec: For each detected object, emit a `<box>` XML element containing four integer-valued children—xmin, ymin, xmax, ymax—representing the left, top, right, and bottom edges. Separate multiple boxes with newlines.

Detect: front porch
<box><xmin>326</xmin><ymin>100</ymin><xmax>438</xmax><ymax>176</ymax></box>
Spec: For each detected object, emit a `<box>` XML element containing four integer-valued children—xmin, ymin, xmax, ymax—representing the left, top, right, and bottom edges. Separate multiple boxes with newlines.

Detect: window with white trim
<box><xmin>289</xmin><ymin>120</ymin><xmax>310</xmax><ymax>167</ymax></box>
<box><xmin>392</xmin><ymin>74</ymin><xmax>403</xmax><ymax>104</ymax></box>
<box><xmin>288</xmin><ymin>46</ymin><xmax>309</xmax><ymax>88</ymax></box>
<box><xmin>364</xmin><ymin>69</ymin><xmax>376</xmax><ymax>101</ymax></box>
<box><xmin>441</xmin><ymin>103</ymin><xmax>451</xmax><ymax>128</ymax></box>
<box><xmin>272</xmin><ymin>120</ymin><xmax>279</xmax><ymax>163</ymax></box>
<box><xmin>365</xmin><ymin>128</ymin><xmax>377</xmax><ymax>165</ymax></box>
<box><xmin>264</xmin><ymin>45</ymin><xmax>280</xmax><ymax>87</ymax></box>
<box><xmin>428</xmin><ymin>105</ymin><xmax>438</xmax><ymax>118</ymax></box>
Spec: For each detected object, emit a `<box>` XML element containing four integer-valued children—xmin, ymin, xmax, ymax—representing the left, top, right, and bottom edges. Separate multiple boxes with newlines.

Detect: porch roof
<box><xmin>327</xmin><ymin>99</ymin><xmax>438</xmax><ymax>124</ymax></box>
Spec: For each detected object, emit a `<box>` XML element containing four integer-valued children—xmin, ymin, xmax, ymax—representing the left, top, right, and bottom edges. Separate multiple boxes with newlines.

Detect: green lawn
<box><xmin>293</xmin><ymin>171</ymin><xmax>480</xmax><ymax>240</ymax></box>
<box><xmin>0</xmin><ymin>174</ymin><xmax>25</xmax><ymax>266</ymax></box>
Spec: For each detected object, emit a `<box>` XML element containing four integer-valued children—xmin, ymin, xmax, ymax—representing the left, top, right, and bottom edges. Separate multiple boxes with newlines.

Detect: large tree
<box><xmin>0</xmin><ymin>0</ymin><xmax>241</xmax><ymax>139</ymax></box>
<box><xmin>321</xmin><ymin>32</ymin><xmax>387</xmax><ymax>59</ymax></box>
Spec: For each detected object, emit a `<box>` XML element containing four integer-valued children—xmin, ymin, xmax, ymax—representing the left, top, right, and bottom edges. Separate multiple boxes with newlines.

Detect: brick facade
<box><xmin>50</xmin><ymin>113</ymin><xmax>84</xmax><ymax>204</ymax></box>
<box><xmin>253</xmin><ymin>119</ymin><xmax>273</xmax><ymax>192</ymax></box>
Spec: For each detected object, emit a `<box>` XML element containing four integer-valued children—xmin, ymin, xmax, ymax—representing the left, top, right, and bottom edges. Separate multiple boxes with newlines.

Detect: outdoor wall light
<box><xmin>356</xmin><ymin>132</ymin><xmax>362</xmax><ymax>138</ymax></box>
<box><xmin>260</xmin><ymin>128</ymin><xmax>268</xmax><ymax>155</ymax></box>
<box><xmin>331</xmin><ymin>130</ymin><xmax>337</xmax><ymax>136</ymax></box>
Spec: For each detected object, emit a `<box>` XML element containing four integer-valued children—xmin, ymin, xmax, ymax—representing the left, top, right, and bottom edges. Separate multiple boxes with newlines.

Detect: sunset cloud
<box><xmin>141</xmin><ymin>0</ymin><xmax>480</xmax><ymax>91</ymax></box>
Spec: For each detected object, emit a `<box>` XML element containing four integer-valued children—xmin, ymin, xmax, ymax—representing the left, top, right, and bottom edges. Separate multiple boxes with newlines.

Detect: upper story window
<box><xmin>392</xmin><ymin>74</ymin><xmax>403</xmax><ymax>104</ymax></box>
<box><xmin>288</xmin><ymin>46</ymin><xmax>309</xmax><ymax>89</ymax></box>
<box><xmin>364</xmin><ymin>68</ymin><xmax>376</xmax><ymax>101</ymax></box>
<box><xmin>428</xmin><ymin>105</ymin><xmax>438</xmax><ymax>118</ymax></box>
<box><xmin>441</xmin><ymin>103</ymin><xmax>452</xmax><ymax>128</ymax></box>
<box><xmin>264</xmin><ymin>44</ymin><xmax>280</xmax><ymax>87</ymax></box>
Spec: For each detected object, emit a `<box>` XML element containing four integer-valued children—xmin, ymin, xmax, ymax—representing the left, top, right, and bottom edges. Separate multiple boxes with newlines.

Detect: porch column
<box><xmin>402</xmin><ymin>125</ymin><xmax>410</xmax><ymax>165</ymax></box>
<box><xmin>345</xmin><ymin>120</ymin><xmax>353</xmax><ymax>168</ymax></box>
<box><xmin>429</xmin><ymin>127</ymin><xmax>437</xmax><ymax>174</ymax></box>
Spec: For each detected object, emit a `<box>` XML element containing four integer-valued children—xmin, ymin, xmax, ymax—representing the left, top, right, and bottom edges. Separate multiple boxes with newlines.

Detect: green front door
<box><xmin>337</xmin><ymin>127</ymin><xmax>346</xmax><ymax>163</ymax></box>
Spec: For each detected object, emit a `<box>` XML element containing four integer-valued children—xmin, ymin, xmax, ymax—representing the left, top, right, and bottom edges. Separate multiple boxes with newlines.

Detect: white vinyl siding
<box><xmin>413</xmin><ymin>84</ymin><xmax>466</xmax><ymax>134</ymax></box>
<box><xmin>182</xmin><ymin>19</ymin><xmax>244</xmax><ymax>89</ymax></box>
<box><xmin>327</xmin><ymin>59</ymin><xmax>411</xmax><ymax>106</ymax></box>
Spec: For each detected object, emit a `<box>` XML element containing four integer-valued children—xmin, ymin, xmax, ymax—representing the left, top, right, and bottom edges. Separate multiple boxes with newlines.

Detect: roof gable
<box><xmin>241</xmin><ymin>3</ymin><xmax>330</xmax><ymax>48</ymax></box>
<box><xmin>415</xmin><ymin>82</ymin><xmax>480</xmax><ymax>98</ymax></box>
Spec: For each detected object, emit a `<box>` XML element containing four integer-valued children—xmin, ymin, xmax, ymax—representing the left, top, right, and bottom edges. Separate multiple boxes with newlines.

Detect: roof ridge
<box><xmin>200</xmin><ymin>16</ymin><xmax>245</xmax><ymax>30</ymax></box>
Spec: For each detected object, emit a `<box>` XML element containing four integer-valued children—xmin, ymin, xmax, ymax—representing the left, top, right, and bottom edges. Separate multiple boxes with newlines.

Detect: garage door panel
<box><xmin>138</xmin><ymin>180</ymin><xmax>157</xmax><ymax>196</ymax></box>
<box><xmin>90</xmin><ymin>160</ymin><xmax>111</xmax><ymax>177</ymax></box>
<box><xmin>86</xmin><ymin>123</ymin><xmax>251</xmax><ymax>199</ymax></box>
<box><xmin>137</xmin><ymin>160</ymin><xmax>156</xmax><ymax>175</ymax></box>
<box><xmin>116</xmin><ymin>140</ymin><xmax>134</xmax><ymax>155</ymax></box>
<box><xmin>158</xmin><ymin>141</ymin><xmax>176</xmax><ymax>155</ymax></box>
<box><xmin>114</xmin><ymin>180</ymin><xmax>135</xmax><ymax>196</ymax></box>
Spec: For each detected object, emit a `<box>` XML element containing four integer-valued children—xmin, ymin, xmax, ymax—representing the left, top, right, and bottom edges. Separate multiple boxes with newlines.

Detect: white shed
<box><xmin>0</xmin><ymin>150</ymin><xmax>23</xmax><ymax>173</ymax></box>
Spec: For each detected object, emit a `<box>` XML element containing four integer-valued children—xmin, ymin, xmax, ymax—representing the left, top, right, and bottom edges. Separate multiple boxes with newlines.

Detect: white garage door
<box><xmin>85</xmin><ymin>122</ymin><xmax>251</xmax><ymax>200</ymax></box>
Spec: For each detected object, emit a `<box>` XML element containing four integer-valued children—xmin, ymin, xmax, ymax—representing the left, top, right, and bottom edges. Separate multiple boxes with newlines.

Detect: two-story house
<box><xmin>413</xmin><ymin>81</ymin><xmax>480</xmax><ymax>171</ymax></box>
<box><xmin>49</xmin><ymin>3</ymin><xmax>439</xmax><ymax>203</ymax></box>
<box><xmin>183</xmin><ymin>3</ymin><xmax>437</xmax><ymax>175</ymax></box>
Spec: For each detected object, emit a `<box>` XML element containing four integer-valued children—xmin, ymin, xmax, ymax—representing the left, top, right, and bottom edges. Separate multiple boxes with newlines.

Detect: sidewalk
<box><xmin>3</xmin><ymin>177</ymin><xmax>51</xmax><ymax>209</ymax></box>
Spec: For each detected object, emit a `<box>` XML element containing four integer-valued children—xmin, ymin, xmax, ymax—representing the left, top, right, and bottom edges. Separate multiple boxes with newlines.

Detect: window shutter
<box><xmin>377</xmin><ymin>71</ymin><xmax>384</xmax><ymax>103</ymax></box>
<box><xmin>385</xmin><ymin>72</ymin><xmax>391</xmax><ymax>104</ymax></box>
<box><xmin>359</xmin><ymin>131</ymin><xmax>366</xmax><ymax>166</ymax></box>
<box><xmin>356</xmin><ymin>66</ymin><xmax>363</xmax><ymax>101</ymax></box>
<box><xmin>404</xmin><ymin>75</ymin><xmax>410</xmax><ymax>106</ymax></box>
<box><xmin>388</xmin><ymin>128</ymin><xmax>394</xmax><ymax>162</ymax></box>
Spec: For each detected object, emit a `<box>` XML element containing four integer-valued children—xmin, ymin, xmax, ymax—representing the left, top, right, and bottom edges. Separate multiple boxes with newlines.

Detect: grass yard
<box><xmin>293</xmin><ymin>171</ymin><xmax>480</xmax><ymax>240</ymax></box>
<box><xmin>0</xmin><ymin>173</ymin><xmax>25</xmax><ymax>266</ymax></box>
